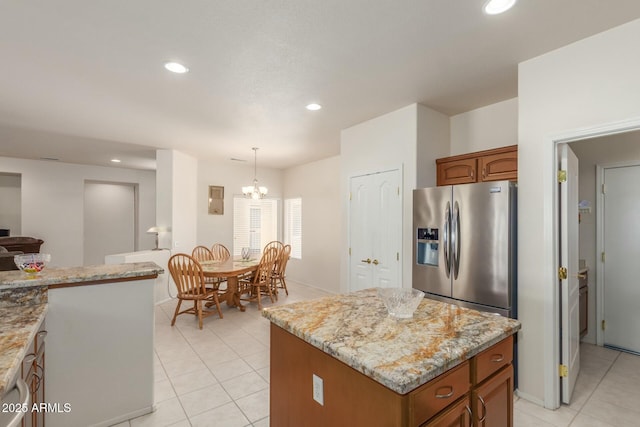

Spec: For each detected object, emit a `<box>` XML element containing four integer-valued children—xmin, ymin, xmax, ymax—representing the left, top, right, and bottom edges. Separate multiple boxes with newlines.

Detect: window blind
<box><xmin>284</xmin><ymin>197</ymin><xmax>302</xmax><ymax>259</ymax></box>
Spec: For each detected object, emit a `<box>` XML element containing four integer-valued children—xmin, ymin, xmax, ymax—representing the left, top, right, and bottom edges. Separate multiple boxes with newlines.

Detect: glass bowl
<box><xmin>14</xmin><ymin>253</ymin><xmax>51</xmax><ymax>275</ymax></box>
<box><xmin>377</xmin><ymin>288</ymin><xmax>425</xmax><ymax>319</ymax></box>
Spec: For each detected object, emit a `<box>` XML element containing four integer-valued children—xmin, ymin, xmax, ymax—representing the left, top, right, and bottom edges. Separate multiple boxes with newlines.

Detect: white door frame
<box><xmin>595</xmin><ymin>159</ymin><xmax>640</xmax><ymax>347</ymax></box>
<box><xmin>546</xmin><ymin>117</ymin><xmax>640</xmax><ymax>408</ymax></box>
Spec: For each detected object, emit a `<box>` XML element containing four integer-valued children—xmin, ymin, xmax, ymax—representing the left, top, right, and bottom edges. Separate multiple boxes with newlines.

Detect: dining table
<box><xmin>200</xmin><ymin>256</ymin><xmax>260</xmax><ymax>311</ymax></box>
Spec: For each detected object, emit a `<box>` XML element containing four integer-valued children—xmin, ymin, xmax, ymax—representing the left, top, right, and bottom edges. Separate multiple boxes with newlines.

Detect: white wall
<box><xmin>518</xmin><ymin>18</ymin><xmax>640</xmax><ymax>406</ymax></box>
<box><xmin>283</xmin><ymin>156</ymin><xmax>341</xmax><ymax>292</ymax></box>
<box><xmin>156</xmin><ymin>150</ymin><xmax>199</xmax><ymax>253</ymax></box>
<box><xmin>417</xmin><ymin>106</ymin><xmax>450</xmax><ymax>188</ymax></box>
<box><xmin>0</xmin><ymin>173</ymin><xmax>21</xmax><ymax>235</ymax></box>
<box><xmin>197</xmin><ymin>159</ymin><xmax>283</xmax><ymax>251</ymax></box>
<box><xmin>450</xmin><ymin>98</ymin><xmax>518</xmax><ymax>156</ymax></box>
<box><xmin>0</xmin><ymin>157</ymin><xmax>156</xmax><ymax>267</ymax></box>
<box><xmin>340</xmin><ymin>103</ymin><xmax>449</xmax><ymax>293</ymax></box>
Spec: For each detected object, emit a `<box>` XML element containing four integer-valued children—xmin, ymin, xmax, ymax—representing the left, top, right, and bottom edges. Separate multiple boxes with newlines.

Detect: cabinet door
<box><xmin>478</xmin><ymin>151</ymin><xmax>517</xmax><ymax>182</ymax></box>
<box><xmin>472</xmin><ymin>365</ymin><xmax>513</xmax><ymax>427</ymax></box>
<box><xmin>422</xmin><ymin>396</ymin><xmax>471</xmax><ymax>427</ymax></box>
<box><xmin>437</xmin><ymin>159</ymin><xmax>477</xmax><ymax>186</ymax></box>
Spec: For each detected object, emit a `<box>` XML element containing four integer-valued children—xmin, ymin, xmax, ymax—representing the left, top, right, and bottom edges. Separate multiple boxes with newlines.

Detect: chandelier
<box><xmin>242</xmin><ymin>147</ymin><xmax>268</xmax><ymax>199</ymax></box>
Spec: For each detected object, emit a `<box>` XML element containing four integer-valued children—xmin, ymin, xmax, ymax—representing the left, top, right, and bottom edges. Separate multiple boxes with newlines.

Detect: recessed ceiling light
<box><xmin>306</xmin><ymin>103</ymin><xmax>322</xmax><ymax>111</ymax></box>
<box><xmin>164</xmin><ymin>62</ymin><xmax>189</xmax><ymax>74</ymax></box>
<box><xmin>111</xmin><ymin>158</ymin><xmax>121</xmax><ymax>163</ymax></box>
<box><xmin>483</xmin><ymin>0</ymin><xmax>517</xmax><ymax>15</ymax></box>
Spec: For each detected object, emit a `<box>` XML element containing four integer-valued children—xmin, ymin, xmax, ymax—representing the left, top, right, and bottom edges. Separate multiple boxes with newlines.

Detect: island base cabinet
<box><xmin>270</xmin><ymin>324</ymin><xmax>515</xmax><ymax>427</ymax></box>
<box><xmin>472</xmin><ymin>365</ymin><xmax>514</xmax><ymax>427</ymax></box>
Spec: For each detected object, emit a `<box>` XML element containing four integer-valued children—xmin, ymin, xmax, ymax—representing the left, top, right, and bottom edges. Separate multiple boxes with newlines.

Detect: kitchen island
<box><xmin>0</xmin><ymin>262</ymin><xmax>162</xmax><ymax>427</ymax></box>
<box><xmin>263</xmin><ymin>288</ymin><xmax>521</xmax><ymax>427</ymax></box>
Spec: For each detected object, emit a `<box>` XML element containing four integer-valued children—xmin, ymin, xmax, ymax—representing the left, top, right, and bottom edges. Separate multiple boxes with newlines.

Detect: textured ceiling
<box><xmin>1</xmin><ymin>1</ymin><xmax>640</xmax><ymax>170</ymax></box>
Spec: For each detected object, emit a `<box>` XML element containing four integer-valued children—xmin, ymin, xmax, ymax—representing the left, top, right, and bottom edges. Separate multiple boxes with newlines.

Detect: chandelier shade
<box><xmin>243</xmin><ymin>147</ymin><xmax>268</xmax><ymax>199</ymax></box>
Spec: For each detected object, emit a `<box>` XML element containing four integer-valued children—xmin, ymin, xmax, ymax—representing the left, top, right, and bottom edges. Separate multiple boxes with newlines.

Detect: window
<box><xmin>233</xmin><ymin>197</ymin><xmax>278</xmax><ymax>256</ymax></box>
<box><xmin>284</xmin><ymin>197</ymin><xmax>302</xmax><ymax>259</ymax></box>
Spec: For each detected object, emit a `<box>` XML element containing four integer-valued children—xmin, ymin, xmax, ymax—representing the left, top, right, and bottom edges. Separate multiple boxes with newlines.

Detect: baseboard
<box><xmin>90</xmin><ymin>405</ymin><xmax>154</xmax><ymax>427</ymax></box>
<box><xmin>514</xmin><ymin>389</ymin><xmax>545</xmax><ymax>407</ymax></box>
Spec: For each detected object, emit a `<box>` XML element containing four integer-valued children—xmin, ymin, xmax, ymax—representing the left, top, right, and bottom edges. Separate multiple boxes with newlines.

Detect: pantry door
<box><xmin>349</xmin><ymin>169</ymin><xmax>401</xmax><ymax>291</ymax></box>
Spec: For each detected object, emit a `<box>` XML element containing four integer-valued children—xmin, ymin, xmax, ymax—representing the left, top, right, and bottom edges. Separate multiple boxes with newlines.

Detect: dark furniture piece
<box><xmin>0</xmin><ymin>236</ymin><xmax>44</xmax><ymax>253</ymax></box>
<box><xmin>0</xmin><ymin>249</ymin><xmax>22</xmax><ymax>270</ymax></box>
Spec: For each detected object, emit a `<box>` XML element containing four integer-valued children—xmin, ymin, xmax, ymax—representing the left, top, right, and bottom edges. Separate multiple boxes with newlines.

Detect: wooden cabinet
<box><xmin>472</xmin><ymin>365</ymin><xmax>513</xmax><ymax>427</ymax></box>
<box><xmin>422</xmin><ymin>395</ymin><xmax>471</xmax><ymax>427</ymax></box>
<box><xmin>437</xmin><ymin>145</ymin><xmax>517</xmax><ymax>186</ymax></box>
<box><xmin>21</xmin><ymin>322</ymin><xmax>46</xmax><ymax>427</ymax></box>
<box><xmin>270</xmin><ymin>324</ymin><xmax>514</xmax><ymax>427</ymax></box>
<box><xmin>579</xmin><ymin>270</ymin><xmax>588</xmax><ymax>338</ymax></box>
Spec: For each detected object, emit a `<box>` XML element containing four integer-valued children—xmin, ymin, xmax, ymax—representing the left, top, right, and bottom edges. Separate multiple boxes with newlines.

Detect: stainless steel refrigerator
<box><xmin>413</xmin><ymin>180</ymin><xmax>517</xmax><ymax>318</ymax></box>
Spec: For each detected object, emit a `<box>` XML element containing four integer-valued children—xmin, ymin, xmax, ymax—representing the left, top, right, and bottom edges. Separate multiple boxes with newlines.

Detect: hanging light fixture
<box><xmin>242</xmin><ymin>147</ymin><xmax>268</xmax><ymax>199</ymax></box>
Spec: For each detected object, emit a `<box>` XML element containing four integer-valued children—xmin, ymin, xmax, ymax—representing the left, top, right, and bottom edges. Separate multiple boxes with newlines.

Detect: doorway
<box><xmin>551</xmin><ymin>127</ymin><xmax>640</xmax><ymax>407</ymax></box>
<box><xmin>83</xmin><ymin>181</ymin><xmax>137</xmax><ymax>265</ymax></box>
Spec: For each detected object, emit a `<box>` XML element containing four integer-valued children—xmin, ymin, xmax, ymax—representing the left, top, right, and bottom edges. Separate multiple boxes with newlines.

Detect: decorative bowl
<box><xmin>14</xmin><ymin>253</ymin><xmax>51</xmax><ymax>274</ymax></box>
<box><xmin>377</xmin><ymin>288</ymin><xmax>425</xmax><ymax>319</ymax></box>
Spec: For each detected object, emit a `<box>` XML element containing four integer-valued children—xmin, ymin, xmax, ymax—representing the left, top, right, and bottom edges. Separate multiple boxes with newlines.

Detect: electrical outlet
<box><xmin>312</xmin><ymin>374</ymin><xmax>324</xmax><ymax>406</ymax></box>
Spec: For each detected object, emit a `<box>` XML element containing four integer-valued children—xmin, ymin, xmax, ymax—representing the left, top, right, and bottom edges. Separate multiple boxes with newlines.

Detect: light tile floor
<box><xmin>115</xmin><ymin>282</ymin><xmax>640</xmax><ymax>426</ymax></box>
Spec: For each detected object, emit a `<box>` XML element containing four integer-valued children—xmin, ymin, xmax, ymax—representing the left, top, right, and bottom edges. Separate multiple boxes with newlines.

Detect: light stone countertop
<box><xmin>263</xmin><ymin>288</ymin><xmax>521</xmax><ymax>394</ymax></box>
<box><xmin>0</xmin><ymin>262</ymin><xmax>163</xmax><ymax>291</ymax></box>
<box><xmin>0</xmin><ymin>303</ymin><xmax>47</xmax><ymax>396</ymax></box>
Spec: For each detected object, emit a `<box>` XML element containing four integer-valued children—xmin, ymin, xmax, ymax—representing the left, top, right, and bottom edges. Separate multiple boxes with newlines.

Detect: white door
<box><xmin>602</xmin><ymin>165</ymin><xmax>640</xmax><ymax>353</ymax></box>
<box><xmin>559</xmin><ymin>144</ymin><xmax>580</xmax><ymax>404</ymax></box>
<box><xmin>349</xmin><ymin>169</ymin><xmax>401</xmax><ymax>291</ymax></box>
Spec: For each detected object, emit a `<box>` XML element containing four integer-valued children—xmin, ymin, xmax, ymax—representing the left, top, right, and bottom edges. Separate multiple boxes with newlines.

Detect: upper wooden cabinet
<box><xmin>436</xmin><ymin>145</ymin><xmax>517</xmax><ymax>186</ymax></box>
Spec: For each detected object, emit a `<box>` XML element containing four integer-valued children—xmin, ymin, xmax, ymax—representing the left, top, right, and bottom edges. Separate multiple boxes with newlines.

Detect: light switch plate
<box><xmin>312</xmin><ymin>374</ymin><xmax>324</xmax><ymax>405</ymax></box>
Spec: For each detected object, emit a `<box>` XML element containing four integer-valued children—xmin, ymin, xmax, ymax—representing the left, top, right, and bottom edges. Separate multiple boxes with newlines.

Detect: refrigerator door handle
<box><xmin>443</xmin><ymin>202</ymin><xmax>451</xmax><ymax>278</ymax></box>
<box><xmin>452</xmin><ymin>201</ymin><xmax>461</xmax><ymax>279</ymax></box>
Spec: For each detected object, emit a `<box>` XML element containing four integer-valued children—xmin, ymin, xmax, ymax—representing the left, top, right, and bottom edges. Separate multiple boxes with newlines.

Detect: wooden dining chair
<box><xmin>263</xmin><ymin>240</ymin><xmax>284</xmax><ymax>254</ymax></box>
<box><xmin>192</xmin><ymin>245</ymin><xmax>214</xmax><ymax>262</ymax></box>
<box><xmin>271</xmin><ymin>244</ymin><xmax>291</xmax><ymax>297</ymax></box>
<box><xmin>239</xmin><ymin>247</ymin><xmax>279</xmax><ymax>309</ymax></box>
<box><xmin>211</xmin><ymin>243</ymin><xmax>230</xmax><ymax>260</ymax></box>
<box><xmin>168</xmin><ymin>253</ymin><xmax>223</xmax><ymax>329</ymax></box>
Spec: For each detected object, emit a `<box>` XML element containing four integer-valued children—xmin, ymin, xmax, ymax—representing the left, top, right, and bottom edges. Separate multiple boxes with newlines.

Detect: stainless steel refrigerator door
<box><xmin>452</xmin><ymin>181</ymin><xmax>514</xmax><ymax>309</ymax></box>
<box><xmin>413</xmin><ymin>186</ymin><xmax>452</xmax><ymax>297</ymax></box>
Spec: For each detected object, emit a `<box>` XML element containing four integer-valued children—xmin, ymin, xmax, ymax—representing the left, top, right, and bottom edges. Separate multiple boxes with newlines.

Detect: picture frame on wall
<box><xmin>208</xmin><ymin>185</ymin><xmax>224</xmax><ymax>215</ymax></box>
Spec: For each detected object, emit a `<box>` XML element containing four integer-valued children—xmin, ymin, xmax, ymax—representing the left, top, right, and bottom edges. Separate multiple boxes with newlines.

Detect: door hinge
<box><xmin>397</xmin><ymin>252</ymin><xmax>399</xmax><ymax>261</ymax></box>
<box><xmin>397</xmin><ymin>187</ymin><xmax>400</xmax><ymax>196</ymax></box>
<box><xmin>558</xmin><ymin>267</ymin><xmax>568</xmax><ymax>280</ymax></box>
<box><xmin>349</xmin><ymin>247</ymin><xmax>351</xmax><ymax>256</ymax></box>
<box><xmin>558</xmin><ymin>170</ymin><xmax>567</xmax><ymax>183</ymax></box>
<box><xmin>349</xmin><ymin>192</ymin><xmax>352</xmax><ymax>201</ymax></box>
<box><xmin>601</xmin><ymin>184</ymin><xmax>606</xmax><ymax>194</ymax></box>
<box><xmin>559</xmin><ymin>364</ymin><xmax>568</xmax><ymax>378</ymax></box>
<box><xmin>602</xmin><ymin>319</ymin><xmax>606</xmax><ymax>331</ymax></box>
<box><xmin>601</xmin><ymin>252</ymin><xmax>605</xmax><ymax>263</ymax></box>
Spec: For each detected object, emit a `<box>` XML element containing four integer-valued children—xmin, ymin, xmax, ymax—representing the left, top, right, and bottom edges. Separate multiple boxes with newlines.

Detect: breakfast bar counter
<box><xmin>0</xmin><ymin>261</ymin><xmax>163</xmax><ymax>427</ymax></box>
<box><xmin>263</xmin><ymin>288</ymin><xmax>521</xmax><ymax>426</ymax></box>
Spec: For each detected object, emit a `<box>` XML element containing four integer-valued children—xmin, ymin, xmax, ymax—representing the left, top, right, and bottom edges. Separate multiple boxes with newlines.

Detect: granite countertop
<box><xmin>0</xmin><ymin>261</ymin><xmax>163</xmax><ymax>291</ymax></box>
<box><xmin>0</xmin><ymin>303</ymin><xmax>48</xmax><ymax>396</ymax></box>
<box><xmin>263</xmin><ymin>288</ymin><xmax>521</xmax><ymax>394</ymax></box>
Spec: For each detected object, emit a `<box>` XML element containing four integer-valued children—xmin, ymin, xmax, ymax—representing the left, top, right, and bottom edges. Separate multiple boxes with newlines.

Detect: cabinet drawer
<box><xmin>411</xmin><ymin>361</ymin><xmax>470</xmax><ymax>426</ymax></box>
<box><xmin>473</xmin><ymin>336</ymin><xmax>513</xmax><ymax>385</ymax></box>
